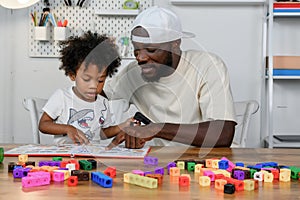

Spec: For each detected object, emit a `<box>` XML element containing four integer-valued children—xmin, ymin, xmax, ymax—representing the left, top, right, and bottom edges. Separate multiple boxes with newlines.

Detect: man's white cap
<box><xmin>131</xmin><ymin>6</ymin><xmax>195</xmax><ymax>44</ymax></box>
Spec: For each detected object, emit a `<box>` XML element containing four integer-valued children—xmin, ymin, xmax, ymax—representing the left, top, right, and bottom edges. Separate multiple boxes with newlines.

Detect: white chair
<box><xmin>23</xmin><ymin>97</ymin><xmax>54</xmax><ymax>144</ymax></box>
<box><xmin>231</xmin><ymin>100</ymin><xmax>259</xmax><ymax>148</ymax></box>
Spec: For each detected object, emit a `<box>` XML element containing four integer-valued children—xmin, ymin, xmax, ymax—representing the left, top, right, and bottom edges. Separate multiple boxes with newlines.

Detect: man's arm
<box><xmin>107</xmin><ymin>120</ymin><xmax>236</xmax><ymax>149</ymax></box>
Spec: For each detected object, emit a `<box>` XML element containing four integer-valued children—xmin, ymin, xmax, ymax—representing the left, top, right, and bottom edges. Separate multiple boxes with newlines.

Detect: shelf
<box><xmin>266</xmin><ymin>75</ymin><xmax>300</xmax><ymax>79</ymax></box>
<box><xmin>94</xmin><ymin>9</ymin><xmax>139</xmax><ymax>16</ymax></box>
<box><xmin>170</xmin><ymin>0</ymin><xmax>266</xmax><ymax>5</ymax></box>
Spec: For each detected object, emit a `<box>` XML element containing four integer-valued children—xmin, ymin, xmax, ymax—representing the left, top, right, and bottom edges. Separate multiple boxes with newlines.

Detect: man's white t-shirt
<box><xmin>104</xmin><ymin>50</ymin><xmax>236</xmax><ymax>146</ymax></box>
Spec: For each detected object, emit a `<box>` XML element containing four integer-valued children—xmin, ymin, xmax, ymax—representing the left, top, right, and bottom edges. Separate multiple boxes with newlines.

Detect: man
<box><xmin>104</xmin><ymin>6</ymin><xmax>237</xmax><ymax>149</ymax></box>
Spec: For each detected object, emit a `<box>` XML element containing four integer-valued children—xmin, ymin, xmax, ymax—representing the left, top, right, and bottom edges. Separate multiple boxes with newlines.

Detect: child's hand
<box><xmin>66</xmin><ymin>125</ymin><xmax>89</xmax><ymax>145</ymax></box>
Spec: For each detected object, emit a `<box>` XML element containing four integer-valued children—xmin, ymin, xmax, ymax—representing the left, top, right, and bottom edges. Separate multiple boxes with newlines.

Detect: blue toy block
<box><xmin>235</xmin><ymin>162</ymin><xmax>244</xmax><ymax>167</ymax></box>
<box><xmin>218</xmin><ymin>160</ymin><xmax>229</xmax><ymax>170</ymax></box>
<box><xmin>91</xmin><ymin>172</ymin><xmax>113</xmax><ymax>188</ymax></box>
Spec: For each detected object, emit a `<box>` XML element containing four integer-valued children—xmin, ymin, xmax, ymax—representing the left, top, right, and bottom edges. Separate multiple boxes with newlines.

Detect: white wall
<box><xmin>0</xmin><ymin>1</ymin><xmax>265</xmax><ymax>147</ymax></box>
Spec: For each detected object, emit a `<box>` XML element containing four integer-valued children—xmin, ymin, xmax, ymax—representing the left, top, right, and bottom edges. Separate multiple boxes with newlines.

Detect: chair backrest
<box><xmin>231</xmin><ymin>100</ymin><xmax>259</xmax><ymax>148</ymax></box>
<box><xmin>23</xmin><ymin>97</ymin><xmax>53</xmax><ymax>144</ymax></box>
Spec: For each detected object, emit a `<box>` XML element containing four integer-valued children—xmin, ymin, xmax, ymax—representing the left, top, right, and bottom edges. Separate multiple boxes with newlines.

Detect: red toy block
<box><xmin>104</xmin><ymin>166</ymin><xmax>116</xmax><ymax>178</ymax></box>
<box><xmin>68</xmin><ymin>176</ymin><xmax>78</xmax><ymax>186</ymax></box>
<box><xmin>215</xmin><ymin>179</ymin><xmax>227</xmax><ymax>191</ymax></box>
<box><xmin>179</xmin><ymin>175</ymin><xmax>190</xmax><ymax>186</ymax></box>
<box><xmin>215</xmin><ymin>174</ymin><xmax>225</xmax><ymax>180</ymax></box>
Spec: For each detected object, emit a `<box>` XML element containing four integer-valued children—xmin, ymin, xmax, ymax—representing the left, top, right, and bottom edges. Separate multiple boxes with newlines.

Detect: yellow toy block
<box><xmin>123</xmin><ymin>173</ymin><xmax>158</xmax><ymax>189</ymax></box>
<box><xmin>214</xmin><ymin>169</ymin><xmax>231</xmax><ymax>178</ymax></box>
<box><xmin>244</xmin><ymin>179</ymin><xmax>255</xmax><ymax>191</ymax></box>
<box><xmin>18</xmin><ymin>154</ymin><xmax>28</xmax><ymax>163</ymax></box>
<box><xmin>279</xmin><ymin>168</ymin><xmax>291</xmax><ymax>182</ymax></box>
<box><xmin>176</xmin><ymin>161</ymin><xmax>185</xmax><ymax>170</ymax></box>
<box><xmin>205</xmin><ymin>159</ymin><xmax>213</xmax><ymax>168</ymax></box>
<box><xmin>53</xmin><ymin>169</ymin><xmax>69</xmax><ymax>180</ymax></box>
<box><xmin>212</xmin><ymin>159</ymin><xmax>220</xmax><ymax>169</ymax></box>
<box><xmin>264</xmin><ymin>172</ymin><xmax>274</xmax><ymax>183</ymax></box>
<box><xmin>195</xmin><ymin>164</ymin><xmax>204</xmax><ymax>173</ymax></box>
<box><xmin>199</xmin><ymin>176</ymin><xmax>211</xmax><ymax>187</ymax></box>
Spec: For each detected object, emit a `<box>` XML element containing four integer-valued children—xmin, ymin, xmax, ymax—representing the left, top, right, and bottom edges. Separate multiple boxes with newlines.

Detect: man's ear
<box><xmin>69</xmin><ymin>74</ymin><xmax>76</xmax><ymax>81</ymax></box>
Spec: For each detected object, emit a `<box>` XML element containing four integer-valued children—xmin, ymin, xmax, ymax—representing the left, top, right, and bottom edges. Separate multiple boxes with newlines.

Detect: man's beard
<box><xmin>141</xmin><ymin>52</ymin><xmax>173</xmax><ymax>82</ymax></box>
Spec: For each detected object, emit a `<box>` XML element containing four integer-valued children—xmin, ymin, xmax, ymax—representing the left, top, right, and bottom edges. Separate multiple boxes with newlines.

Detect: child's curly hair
<box><xmin>59</xmin><ymin>31</ymin><xmax>121</xmax><ymax>77</ymax></box>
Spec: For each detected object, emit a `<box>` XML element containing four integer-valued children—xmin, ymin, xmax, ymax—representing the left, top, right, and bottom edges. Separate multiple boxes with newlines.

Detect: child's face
<box><xmin>71</xmin><ymin>62</ymin><xmax>107</xmax><ymax>102</ymax></box>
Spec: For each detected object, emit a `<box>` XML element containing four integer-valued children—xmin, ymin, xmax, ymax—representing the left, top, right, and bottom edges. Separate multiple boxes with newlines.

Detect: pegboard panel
<box><xmin>29</xmin><ymin>0</ymin><xmax>154</xmax><ymax>58</ymax></box>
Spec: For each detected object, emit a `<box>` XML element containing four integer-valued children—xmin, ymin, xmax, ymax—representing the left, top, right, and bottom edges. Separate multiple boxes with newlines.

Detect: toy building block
<box><xmin>224</xmin><ymin>183</ymin><xmax>235</xmax><ymax>194</ymax></box>
<box><xmin>194</xmin><ymin>164</ymin><xmax>204</xmax><ymax>173</ymax></box>
<box><xmin>199</xmin><ymin>176</ymin><xmax>211</xmax><ymax>186</ymax></box>
<box><xmin>203</xmin><ymin>170</ymin><xmax>215</xmax><ymax>181</ymax></box>
<box><xmin>144</xmin><ymin>171</ymin><xmax>153</xmax><ymax>176</ymax></box>
<box><xmin>220</xmin><ymin>157</ymin><xmax>235</xmax><ymax>172</ymax></box>
<box><xmin>124</xmin><ymin>173</ymin><xmax>158</xmax><ymax>189</ymax></box>
<box><xmin>25</xmin><ymin>161</ymin><xmax>35</xmax><ymax>166</ymax></box>
<box><xmin>290</xmin><ymin>166</ymin><xmax>300</xmax><ymax>179</ymax></box>
<box><xmin>0</xmin><ymin>147</ymin><xmax>3</xmax><ymax>163</ymax></box>
<box><xmin>176</xmin><ymin>161</ymin><xmax>185</xmax><ymax>170</ymax></box>
<box><xmin>187</xmin><ymin>162</ymin><xmax>196</xmax><ymax>172</ymax></box>
<box><xmin>263</xmin><ymin>172</ymin><xmax>274</xmax><ymax>183</ymax></box>
<box><xmin>87</xmin><ymin>159</ymin><xmax>97</xmax><ymax>169</ymax></box>
<box><xmin>18</xmin><ymin>154</ymin><xmax>28</xmax><ymax>163</ymax></box>
<box><xmin>169</xmin><ymin>167</ymin><xmax>180</xmax><ymax>176</ymax></box>
<box><xmin>154</xmin><ymin>167</ymin><xmax>164</xmax><ymax>175</ymax></box>
<box><xmin>243</xmin><ymin>179</ymin><xmax>255</xmax><ymax>191</ymax></box>
<box><xmin>16</xmin><ymin>162</ymin><xmax>26</xmax><ymax>167</ymax></box>
<box><xmin>233</xmin><ymin>170</ymin><xmax>245</xmax><ymax>180</ymax></box>
<box><xmin>181</xmin><ymin>174</ymin><xmax>191</xmax><ymax>181</ymax></box>
<box><xmin>146</xmin><ymin>174</ymin><xmax>163</xmax><ymax>185</ymax></box>
<box><xmin>68</xmin><ymin>176</ymin><xmax>78</xmax><ymax>186</ymax></box>
<box><xmin>22</xmin><ymin>174</ymin><xmax>51</xmax><ymax>188</ymax></box>
<box><xmin>144</xmin><ymin>156</ymin><xmax>158</xmax><ymax>166</ymax></box>
<box><xmin>249</xmin><ymin>169</ymin><xmax>258</xmax><ymax>178</ymax></box>
<box><xmin>212</xmin><ymin>159</ymin><xmax>220</xmax><ymax>169</ymax></box>
<box><xmin>8</xmin><ymin>162</ymin><xmax>17</xmax><ymax>172</ymax></box>
<box><xmin>71</xmin><ymin>170</ymin><xmax>89</xmax><ymax>181</ymax></box>
<box><xmin>13</xmin><ymin>168</ymin><xmax>31</xmax><ymax>178</ymax></box>
<box><xmin>52</xmin><ymin>157</ymin><xmax>62</xmax><ymax>161</ymax></box>
<box><xmin>104</xmin><ymin>166</ymin><xmax>116</xmax><ymax>178</ymax></box>
<box><xmin>215</xmin><ymin>179</ymin><xmax>227</xmax><ymax>191</ymax></box>
<box><xmin>205</xmin><ymin>159</ymin><xmax>213</xmax><ymax>168</ymax></box>
<box><xmin>52</xmin><ymin>171</ymin><xmax>65</xmax><ymax>182</ymax></box>
<box><xmin>66</xmin><ymin>163</ymin><xmax>76</xmax><ymax>172</ymax></box>
<box><xmin>232</xmin><ymin>179</ymin><xmax>244</xmax><ymax>191</ymax></box>
<box><xmin>235</xmin><ymin>162</ymin><xmax>244</xmax><ymax>167</ymax></box>
<box><xmin>214</xmin><ymin>169</ymin><xmax>231</xmax><ymax>178</ymax></box>
<box><xmin>279</xmin><ymin>168</ymin><xmax>291</xmax><ymax>182</ymax></box>
<box><xmin>253</xmin><ymin>171</ymin><xmax>263</xmax><ymax>182</ymax></box>
<box><xmin>91</xmin><ymin>172</ymin><xmax>113</xmax><ymax>188</ymax></box>
<box><xmin>132</xmin><ymin>169</ymin><xmax>145</xmax><ymax>176</ymax></box>
<box><xmin>179</xmin><ymin>175</ymin><xmax>190</xmax><ymax>186</ymax></box>
<box><xmin>167</xmin><ymin>162</ymin><xmax>176</xmax><ymax>174</ymax></box>
<box><xmin>79</xmin><ymin>160</ymin><xmax>92</xmax><ymax>170</ymax></box>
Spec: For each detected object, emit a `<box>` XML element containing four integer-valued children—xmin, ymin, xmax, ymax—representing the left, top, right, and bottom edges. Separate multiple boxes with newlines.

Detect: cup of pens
<box><xmin>54</xmin><ymin>27</ymin><xmax>70</xmax><ymax>41</ymax></box>
<box><xmin>34</xmin><ymin>26</ymin><xmax>51</xmax><ymax>41</ymax></box>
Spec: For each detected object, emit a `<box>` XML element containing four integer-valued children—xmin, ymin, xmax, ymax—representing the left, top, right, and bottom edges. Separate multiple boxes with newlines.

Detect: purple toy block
<box><xmin>154</xmin><ymin>167</ymin><xmax>164</xmax><ymax>175</ymax></box>
<box><xmin>234</xmin><ymin>170</ymin><xmax>245</xmax><ymax>180</ymax></box>
<box><xmin>144</xmin><ymin>156</ymin><xmax>158</xmax><ymax>165</ymax></box>
<box><xmin>13</xmin><ymin>168</ymin><xmax>31</xmax><ymax>178</ymax></box>
<box><xmin>167</xmin><ymin>162</ymin><xmax>177</xmax><ymax>174</ymax></box>
<box><xmin>144</xmin><ymin>171</ymin><xmax>153</xmax><ymax>176</ymax></box>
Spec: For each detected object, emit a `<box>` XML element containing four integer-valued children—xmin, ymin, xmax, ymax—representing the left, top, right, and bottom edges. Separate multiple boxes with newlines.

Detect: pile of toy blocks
<box><xmin>126</xmin><ymin>156</ymin><xmax>300</xmax><ymax>193</ymax></box>
<box><xmin>9</xmin><ymin>154</ymin><xmax>116</xmax><ymax>188</ymax></box>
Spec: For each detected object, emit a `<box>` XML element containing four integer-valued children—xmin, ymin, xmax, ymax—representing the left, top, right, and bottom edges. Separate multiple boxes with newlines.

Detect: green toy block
<box><xmin>187</xmin><ymin>162</ymin><xmax>196</xmax><ymax>172</ymax></box>
<box><xmin>79</xmin><ymin>160</ymin><xmax>92</xmax><ymax>170</ymax></box>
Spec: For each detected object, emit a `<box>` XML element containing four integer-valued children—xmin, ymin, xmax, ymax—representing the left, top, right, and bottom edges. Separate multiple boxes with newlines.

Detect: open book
<box><xmin>5</xmin><ymin>144</ymin><xmax>150</xmax><ymax>159</ymax></box>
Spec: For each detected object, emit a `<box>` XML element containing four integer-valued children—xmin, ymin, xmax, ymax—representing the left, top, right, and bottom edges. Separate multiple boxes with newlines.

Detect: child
<box><xmin>39</xmin><ymin>31</ymin><xmax>126</xmax><ymax>145</ymax></box>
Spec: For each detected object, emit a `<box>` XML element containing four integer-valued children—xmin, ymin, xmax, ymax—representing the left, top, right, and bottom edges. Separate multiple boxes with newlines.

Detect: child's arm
<box><xmin>101</xmin><ymin>118</ymin><xmax>135</xmax><ymax>139</ymax></box>
<box><xmin>39</xmin><ymin>112</ymin><xmax>89</xmax><ymax>144</ymax></box>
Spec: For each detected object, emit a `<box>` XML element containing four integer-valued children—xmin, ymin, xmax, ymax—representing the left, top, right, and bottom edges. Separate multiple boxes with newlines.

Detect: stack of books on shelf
<box><xmin>266</xmin><ymin>56</ymin><xmax>300</xmax><ymax>76</ymax></box>
<box><xmin>273</xmin><ymin>1</ymin><xmax>300</xmax><ymax>15</ymax></box>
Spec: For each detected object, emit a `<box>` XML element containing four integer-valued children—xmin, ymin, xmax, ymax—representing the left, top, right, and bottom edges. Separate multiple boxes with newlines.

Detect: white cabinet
<box><xmin>265</xmin><ymin>0</ymin><xmax>300</xmax><ymax>148</ymax></box>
